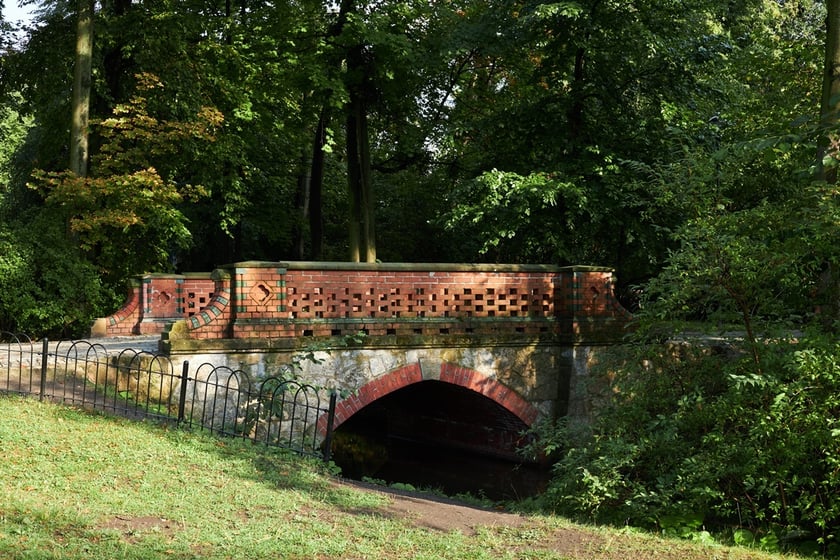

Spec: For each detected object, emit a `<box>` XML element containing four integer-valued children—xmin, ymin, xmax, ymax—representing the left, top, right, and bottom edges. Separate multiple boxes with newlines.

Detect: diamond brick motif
<box><xmin>249</xmin><ymin>282</ymin><xmax>273</xmax><ymax>305</ymax></box>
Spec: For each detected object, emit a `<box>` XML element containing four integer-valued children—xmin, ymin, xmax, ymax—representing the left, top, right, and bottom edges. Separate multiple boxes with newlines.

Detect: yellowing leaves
<box><xmin>32</xmin><ymin>167</ymin><xmax>184</xmax><ymax>248</ymax></box>
<box><xmin>91</xmin><ymin>74</ymin><xmax>224</xmax><ymax>176</ymax></box>
<box><xmin>27</xmin><ymin>73</ymin><xmax>219</xmax><ymax>276</ymax></box>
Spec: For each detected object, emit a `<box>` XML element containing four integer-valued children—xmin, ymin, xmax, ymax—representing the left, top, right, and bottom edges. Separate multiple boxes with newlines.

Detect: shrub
<box><xmin>536</xmin><ymin>334</ymin><xmax>840</xmax><ymax>555</ymax></box>
<box><xmin>0</xmin><ymin>217</ymin><xmax>115</xmax><ymax>338</ymax></box>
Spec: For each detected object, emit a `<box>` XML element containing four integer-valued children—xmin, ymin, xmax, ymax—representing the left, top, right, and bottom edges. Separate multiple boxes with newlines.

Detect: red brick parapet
<box><xmin>92</xmin><ymin>262</ymin><xmax>633</xmax><ymax>343</ymax></box>
<box><xmin>170</xmin><ymin>269</ymin><xmax>233</xmax><ymax>339</ymax></box>
<box><xmin>91</xmin><ymin>278</ymin><xmax>143</xmax><ymax>337</ymax></box>
<box><xmin>91</xmin><ymin>273</ymin><xmax>214</xmax><ymax>337</ymax></box>
<box><xmin>557</xmin><ymin>267</ymin><xmax>635</xmax><ymax>342</ymax></box>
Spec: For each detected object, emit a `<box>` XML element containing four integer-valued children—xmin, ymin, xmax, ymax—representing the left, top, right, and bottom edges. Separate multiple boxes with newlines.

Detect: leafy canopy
<box><xmin>29</xmin><ymin>73</ymin><xmax>220</xmax><ymax>282</ymax></box>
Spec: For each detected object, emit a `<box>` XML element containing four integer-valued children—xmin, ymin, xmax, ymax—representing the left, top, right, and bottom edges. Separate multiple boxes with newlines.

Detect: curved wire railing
<box><xmin>0</xmin><ymin>332</ymin><xmax>337</xmax><ymax>461</ymax></box>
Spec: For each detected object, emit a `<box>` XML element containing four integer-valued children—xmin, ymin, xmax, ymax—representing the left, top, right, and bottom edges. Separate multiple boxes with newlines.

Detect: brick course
<box><xmin>330</xmin><ymin>362</ymin><xmax>539</xmax><ymax>432</ymax></box>
<box><xmin>94</xmin><ymin>262</ymin><xmax>631</xmax><ymax>342</ymax></box>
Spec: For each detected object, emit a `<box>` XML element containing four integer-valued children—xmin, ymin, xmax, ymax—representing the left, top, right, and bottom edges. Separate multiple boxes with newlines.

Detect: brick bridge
<box><xmin>92</xmin><ymin>261</ymin><xmax>632</xmax><ymax>470</ymax></box>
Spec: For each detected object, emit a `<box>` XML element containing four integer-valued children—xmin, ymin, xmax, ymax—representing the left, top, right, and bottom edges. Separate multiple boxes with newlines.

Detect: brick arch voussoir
<box><xmin>438</xmin><ymin>362</ymin><xmax>540</xmax><ymax>427</ymax></box>
<box><xmin>320</xmin><ymin>362</ymin><xmax>540</xmax><ymax>436</ymax></box>
<box><xmin>325</xmin><ymin>363</ymin><xmax>423</xmax><ymax>433</ymax></box>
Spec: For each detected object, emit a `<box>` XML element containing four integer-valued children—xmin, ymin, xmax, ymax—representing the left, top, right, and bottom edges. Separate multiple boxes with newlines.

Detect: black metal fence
<box><xmin>0</xmin><ymin>332</ymin><xmax>337</xmax><ymax>461</ymax></box>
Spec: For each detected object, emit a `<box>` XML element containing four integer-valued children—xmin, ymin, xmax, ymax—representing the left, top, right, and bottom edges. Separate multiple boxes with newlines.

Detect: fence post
<box><xmin>38</xmin><ymin>338</ymin><xmax>48</xmax><ymax>402</ymax></box>
<box><xmin>177</xmin><ymin>360</ymin><xmax>190</xmax><ymax>423</ymax></box>
<box><xmin>322</xmin><ymin>391</ymin><xmax>337</xmax><ymax>462</ymax></box>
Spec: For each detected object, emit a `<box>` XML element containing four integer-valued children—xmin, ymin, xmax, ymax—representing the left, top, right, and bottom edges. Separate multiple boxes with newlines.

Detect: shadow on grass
<box><xmin>68</xmin><ymin>399</ymin><xmax>393</xmax><ymax>511</ymax></box>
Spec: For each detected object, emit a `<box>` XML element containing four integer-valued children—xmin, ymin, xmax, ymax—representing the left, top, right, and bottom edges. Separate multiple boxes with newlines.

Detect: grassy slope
<box><xmin>0</xmin><ymin>396</ymin><xmax>801</xmax><ymax>560</ymax></box>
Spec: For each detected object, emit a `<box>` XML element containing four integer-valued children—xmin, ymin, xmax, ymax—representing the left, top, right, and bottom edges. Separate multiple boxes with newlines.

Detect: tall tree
<box><xmin>814</xmin><ymin>0</ymin><xmax>840</xmax><ymax>325</ymax></box>
<box><xmin>344</xmin><ymin>46</ymin><xmax>375</xmax><ymax>263</ymax></box>
<box><xmin>330</xmin><ymin>0</ymin><xmax>376</xmax><ymax>262</ymax></box>
<box><xmin>820</xmin><ymin>0</ymin><xmax>840</xmax><ymax>183</ymax></box>
<box><xmin>69</xmin><ymin>0</ymin><xmax>93</xmax><ymax>176</ymax></box>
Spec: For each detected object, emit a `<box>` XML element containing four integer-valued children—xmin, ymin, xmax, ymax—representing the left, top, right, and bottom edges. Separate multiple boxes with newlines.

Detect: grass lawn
<box><xmin>0</xmin><ymin>395</ymin><xmax>803</xmax><ymax>559</ymax></box>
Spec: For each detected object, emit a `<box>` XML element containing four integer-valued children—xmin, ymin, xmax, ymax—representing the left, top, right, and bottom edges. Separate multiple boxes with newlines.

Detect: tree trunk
<box><xmin>356</xmin><ymin>91</ymin><xmax>375</xmax><ymax>263</ymax></box>
<box><xmin>819</xmin><ymin>0</ymin><xmax>840</xmax><ymax>183</ymax></box>
<box><xmin>292</xmin><ymin>149</ymin><xmax>311</xmax><ymax>260</ymax></box>
<box><xmin>309</xmin><ymin>109</ymin><xmax>327</xmax><ymax>260</ymax></box>
<box><xmin>816</xmin><ymin>0</ymin><xmax>840</xmax><ymax>331</ymax></box>
<box><xmin>345</xmin><ymin>90</ymin><xmax>375</xmax><ymax>262</ymax></box>
<box><xmin>346</xmin><ymin>98</ymin><xmax>363</xmax><ymax>263</ymax></box>
<box><xmin>336</xmin><ymin>0</ymin><xmax>376</xmax><ymax>263</ymax></box>
<box><xmin>344</xmin><ymin>43</ymin><xmax>376</xmax><ymax>263</ymax></box>
<box><xmin>69</xmin><ymin>0</ymin><xmax>94</xmax><ymax>177</ymax></box>
<box><xmin>291</xmin><ymin>108</ymin><xmax>327</xmax><ymax>260</ymax></box>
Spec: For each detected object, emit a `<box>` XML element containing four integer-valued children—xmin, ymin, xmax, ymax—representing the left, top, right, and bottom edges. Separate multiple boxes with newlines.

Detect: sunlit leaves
<box><xmin>0</xmin><ymin>93</ymin><xmax>32</xmax><ymax>190</ymax></box>
<box><xmin>444</xmin><ymin>169</ymin><xmax>590</xmax><ymax>261</ymax></box>
<box><xmin>28</xmin><ymin>75</ymin><xmax>219</xmax><ymax>279</ymax></box>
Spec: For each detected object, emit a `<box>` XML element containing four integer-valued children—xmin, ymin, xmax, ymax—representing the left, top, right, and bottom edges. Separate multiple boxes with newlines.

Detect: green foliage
<box><xmin>642</xmin><ymin>199</ymin><xmax>818</xmax><ymax>329</ymax></box>
<box><xmin>635</xmin><ymin>134</ymin><xmax>840</xmax><ymax>351</ymax></box>
<box><xmin>0</xmin><ymin>93</ymin><xmax>32</xmax><ymax>190</ymax></box>
<box><xmin>435</xmin><ymin>0</ymin><xmax>828</xmax><ymax>297</ymax></box>
<box><xmin>28</xmin><ymin>74</ymin><xmax>218</xmax><ymax>282</ymax></box>
<box><xmin>0</xmin><ymin>0</ymin><xmax>827</xmax><ymax>279</ymax></box>
<box><xmin>0</xmin><ymin>217</ymin><xmax>113</xmax><ymax>338</ymax></box>
<box><xmin>444</xmin><ymin>170</ymin><xmax>587</xmax><ymax>262</ymax></box>
<box><xmin>535</xmin><ymin>334</ymin><xmax>840</xmax><ymax>556</ymax></box>
<box><xmin>528</xmin><ymin>7</ymin><xmax>840</xmax><ymax>546</ymax></box>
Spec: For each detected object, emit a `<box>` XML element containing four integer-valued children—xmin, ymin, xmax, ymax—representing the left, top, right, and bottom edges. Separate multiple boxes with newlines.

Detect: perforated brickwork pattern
<box><xmin>97</xmin><ymin>263</ymin><xmax>633</xmax><ymax>341</ymax></box>
<box><xmin>186</xmin><ymin>287</ymin><xmax>232</xmax><ymax>339</ymax></box>
<box><xmin>182</xmin><ymin>278</ymin><xmax>216</xmax><ymax>318</ymax></box>
<box><xmin>284</xmin><ymin>271</ymin><xmax>554</xmax><ymax>320</ymax></box>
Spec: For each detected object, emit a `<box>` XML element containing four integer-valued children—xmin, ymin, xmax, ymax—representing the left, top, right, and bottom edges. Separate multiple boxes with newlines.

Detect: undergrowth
<box><xmin>528</xmin><ymin>331</ymin><xmax>840</xmax><ymax>558</ymax></box>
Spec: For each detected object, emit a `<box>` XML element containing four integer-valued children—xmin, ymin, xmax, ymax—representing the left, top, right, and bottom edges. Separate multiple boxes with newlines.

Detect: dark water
<box><xmin>332</xmin><ymin>431</ymin><xmax>548</xmax><ymax>501</ymax></box>
<box><xmin>373</xmin><ymin>437</ymin><xmax>549</xmax><ymax>500</ymax></box>
<box><xmin>329</xmin><ymin>380</ymin><xmax>550</xmax><ymax>501</ymax></box>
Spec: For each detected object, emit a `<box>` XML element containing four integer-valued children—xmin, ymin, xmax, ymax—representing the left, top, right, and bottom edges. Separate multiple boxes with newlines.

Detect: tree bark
<box><xmin>345</xmin><ymin>84</ymin><xmax>375</xmax><ymax>263</ymax></box>
<box><xmin>293</xmin><ymin>151</ymin><xmax>311</xmax><ymax>260</ymax></box>
<box><xmin>819</xmin><ymin>0</ymin><xmax>840</xmax><ymax>183</ymax></box>
<box><xmin>336</xmin><ymin>0</ymin><xmax>376</xmax><ymax>263</ymax></box>
<box><xmin>816</xmin><ymin>0</ymin><xmax>840</xmax><ymax>331</ymax></box>
<box><xmin>344</xmin><ymin>40</ymin><xmax>376</xmax><ymax>262</ymax></box>
<box><xmin>70</xmin><ymin>0</ymin><xmax>94</xmax><ymax>177</ymax></box>
<box><xmin>309</xmin><ymin>109</ymin><xmax>327</xmax><ymax>260</ymax></box>
<box><xmin>346</xmin><ymin>97</ymin><xmax>363</xmax><ymax>263</ymax></box>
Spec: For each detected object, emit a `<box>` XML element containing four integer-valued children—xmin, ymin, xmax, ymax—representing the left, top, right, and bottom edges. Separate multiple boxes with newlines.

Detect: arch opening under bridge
<box><xmin>90</xmin><ymin>261</ymin><xmax>634</xmax><ymax>498</ymax></box>
<box><xmin>329</xmin><ymin>364</ymin><xmax>549</xmax><ymax>499</ymax></box>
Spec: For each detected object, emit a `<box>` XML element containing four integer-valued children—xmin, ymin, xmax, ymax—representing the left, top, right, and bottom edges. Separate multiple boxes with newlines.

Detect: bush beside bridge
<box><xmin>531</xmin><ymin>333</ymin><xmax>840</xmax><ymax>557</ymax></box>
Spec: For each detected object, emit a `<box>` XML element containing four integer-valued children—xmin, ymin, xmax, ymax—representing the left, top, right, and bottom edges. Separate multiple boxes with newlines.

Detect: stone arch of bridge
<box><xmin>328</xmin><ymin>362</ymin><xmax>541</xmax><ymax>432</ymax></box>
